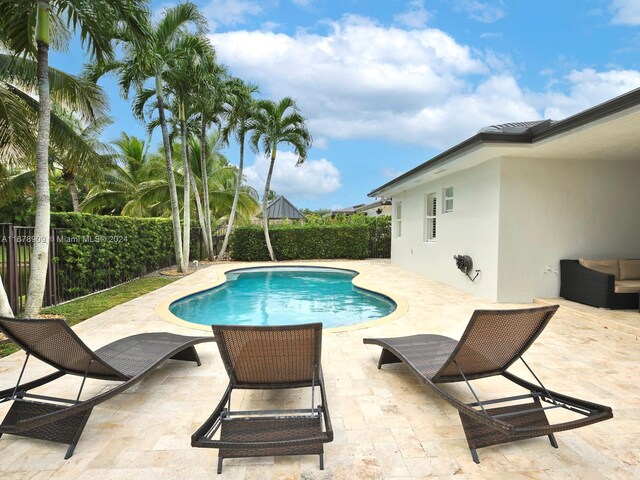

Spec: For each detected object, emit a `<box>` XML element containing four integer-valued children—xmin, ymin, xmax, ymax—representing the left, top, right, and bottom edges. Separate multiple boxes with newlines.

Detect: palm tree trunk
<box><xmin>0</xmin><ymin>275</ymin><xmax>14</xmax><ymax>318</ymax></box>
<box><xmin>188</xmin><ymin>163</ymin><xmax>209</xmax><ymax>258</ymax></box>
<box><xmin>68</xmin><ymin>175</ymin><xmax>80</xmax><ymax>212</ymax></box>
<box><xmin>262</xmin><ymin>149</ymin><xmax>277</xmax><ymax>262</ymax></box>
<box><xmin>218</xmin><ymin>131</ymin><xmax>244</xmax><ymax>260</ymax></box>
<box><xmin>200</xmin><ymin>117</ymin><xmax>214</xmax><ymax>259</ymax></box>
<box><xmin>180</xmin><ymin>102</ymin><xmax>190</xmax><ymax>271</ymax></box>
<box><xmin>24</xmin><ymin>3</ymin><xmax>52</xmax><ymax>317</ymax></box>
<box><xmin>155</xmin><ymin>72</ymin><xmax>184</xmax><ymax>271</ymax></box>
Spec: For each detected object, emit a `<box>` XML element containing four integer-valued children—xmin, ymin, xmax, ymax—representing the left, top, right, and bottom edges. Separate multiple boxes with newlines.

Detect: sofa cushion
<box><xmin>619</xmin><ymin>259</ymin><xmax>640</xmax><ymax>281</ymax></box>
<box><xmin>579</xmin><ymin>259</ymin><xmax>620</xmax><ymax>280</ymax></box>
<box><xmin>614</xmin><ymin>280</ymin><xmax>640</xmax><ymax>294</ymax></box>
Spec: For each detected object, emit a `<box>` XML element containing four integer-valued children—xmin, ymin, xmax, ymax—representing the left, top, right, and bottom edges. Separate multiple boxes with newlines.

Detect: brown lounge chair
<box><xmin>363</xmin><ymin>305</ymin><xmax>613</xmax><ymax>463</ymax></box>
<box><xmin>192</xmin><ymin>323</ymin><xmax>333</xmax><ymax>474</ymax></box>
<box><xmin>0</xmin><ymin>316</ymin><xmax>214</xmax><ymax>458</ymax></box>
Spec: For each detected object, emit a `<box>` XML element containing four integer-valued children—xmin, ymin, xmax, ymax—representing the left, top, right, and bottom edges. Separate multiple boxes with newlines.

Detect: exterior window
<box><xmin>395</xmin><ymin>201</ymin><xmax>402</xmax><ymax>238</ymax></box>
<box><xmin>443</xmin><ymin>187</ymin><xmax>454</xmax><ymax>213</ymax></box>
<box><xmin>425</xmin><ymin>193</ymin><xmax>436</xmax><ymax>241</ymax></box>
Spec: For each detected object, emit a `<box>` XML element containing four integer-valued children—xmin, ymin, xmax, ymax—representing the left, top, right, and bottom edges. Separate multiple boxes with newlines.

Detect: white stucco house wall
<box><xmin>369</xmin><ymin>88</ymin><xmax>640</xmax><ymax>303</ymax></box>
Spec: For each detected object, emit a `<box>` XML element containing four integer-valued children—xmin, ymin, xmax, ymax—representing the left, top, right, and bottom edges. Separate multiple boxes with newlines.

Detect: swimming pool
<box><xmin>169</xmin><ymin>266</ymin><xmax>396</xmax><ymax>328</ymax></box>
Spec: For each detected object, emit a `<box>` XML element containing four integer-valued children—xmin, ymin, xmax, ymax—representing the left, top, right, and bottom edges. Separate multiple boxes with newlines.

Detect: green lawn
<box><xmin>0</xmin><ymin>277</ymin><xmax>178</xmax><ymax>358</ymax></box>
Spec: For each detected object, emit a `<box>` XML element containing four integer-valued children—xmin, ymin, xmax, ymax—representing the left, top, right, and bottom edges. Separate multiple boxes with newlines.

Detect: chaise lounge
<box><xmin>192</xmin><ymin>323</ymin><xmax>333</xmax><ymax>474</ymax></box>
<box><xmin>0</xmin><ymin>316</ymin><xmax>214</xmax><ymax>458</ymax></box>
<box><xmin>363</xmin><ymin>305</ymin><xmax>613</xmax><ymax>463</ymax></box>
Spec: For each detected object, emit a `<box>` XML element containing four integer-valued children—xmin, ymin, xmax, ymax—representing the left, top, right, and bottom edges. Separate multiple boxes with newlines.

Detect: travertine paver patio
<box><xmin>0</xmin><ymin>259</ymin><xmax>638</xmax><ymax>479</ymax></box>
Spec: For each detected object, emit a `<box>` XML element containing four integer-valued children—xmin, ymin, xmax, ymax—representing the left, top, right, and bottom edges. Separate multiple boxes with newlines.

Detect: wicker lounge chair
<box><xmin>363</xmin><ymin>305</ymin><xmax>613</xmax><ymax>463</ymax></box>
<box><xmin>192</xmin><ymin>323</ymin><xmax>333</xmax><ymax>474</ymax></box>
<box><xmin>0</xmin><ymin>316</ymin><xmax>214</xmax><ymax>458</ymax></box>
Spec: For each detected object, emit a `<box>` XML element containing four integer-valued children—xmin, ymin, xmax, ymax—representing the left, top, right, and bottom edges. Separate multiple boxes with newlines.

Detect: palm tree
<box><xmin>0</xmin><ymin>53</ymin><xmax>109</xmax><ymax>171</ymax></box>
<box><xmin>163</xmin><ymin>32</ymin><xmax>214</xmax><ymax>269</ymax></box>
<box><xmin>81</xmin><ymin>133</ymin><xmax>158</xmax><ymax>216</ymax></box>
<box><xmin>250</xmin><ymin>98</ymin><xmax>312</xmax><ymax>261</ymax></box>
<box><xmin>130</xmin><ymin>133</ymin><xmax>259</xmax><ymax>226</ymax></box>
<box><xmin>218</xmin><ymin>78</ymin><xmax>259</xmax><ymax>260</ymax></box>
<box><xmin>191</xmin><ymin>54</ymin><xmax>228</xmax><ymax>259</ymax></box>
<box><xmin>89</xmin><ymin>2</ymin><xmax>207</xmax><ymax>273</ymax></box>
<box><xmin>51</xmin><ymin>111</ymin><xmax>115</xmax><ymax>211</ymax></box>
<box><xmin>0</xmin><ymin>0</ymin><xmax>147</xmax><ymax>316</ymax></box>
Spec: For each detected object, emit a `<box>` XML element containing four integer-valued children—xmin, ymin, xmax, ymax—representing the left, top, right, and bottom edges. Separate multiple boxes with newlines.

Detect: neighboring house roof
<box><xmin>354</xmin><ymin>199</ymin><xmax>392</xmax><ymax>213</ymax></box>
<box><xmin>369</xmin><ymin>87</ymin><xmax>640</xmax><ymax>197</ymax></box>
<box><xmin>330</xmin><ymin>207</ymin><xmax>356</xmax><ymax>216</ymax></box>
<box><xmin>262</xmin><ymin>196</ymin><xmax>305</xmax><ymax>220</ymax></box>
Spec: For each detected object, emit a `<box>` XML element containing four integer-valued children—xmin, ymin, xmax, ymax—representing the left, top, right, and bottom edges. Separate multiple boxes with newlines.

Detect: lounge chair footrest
<box><xmin>220</xmin><ymin>416</ymin><xmax>325</xmax><ymax>458</ymax></box>
<box><xmin>459</xmin><ymin>398</ymin><xmax>550</xmax><ymax>450</ymax></box>
<box><xmin>1</xmin><ymin>400</ymin><xmax>92</xmax><ymax>453</ymax></box>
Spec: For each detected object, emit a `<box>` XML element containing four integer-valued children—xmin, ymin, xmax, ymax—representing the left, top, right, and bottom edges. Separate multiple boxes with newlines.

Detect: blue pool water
<box><xmin>169</xmin><ymin>267</ymin><xmax>396</xmax><ymax>328</ymax></box>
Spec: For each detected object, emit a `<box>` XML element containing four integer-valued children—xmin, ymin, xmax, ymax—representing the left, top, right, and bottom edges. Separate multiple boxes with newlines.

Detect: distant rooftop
<box><xmin>263</xmin><ymin>196</ymin><xmax>305</xmax><ymax>220</ymax></box>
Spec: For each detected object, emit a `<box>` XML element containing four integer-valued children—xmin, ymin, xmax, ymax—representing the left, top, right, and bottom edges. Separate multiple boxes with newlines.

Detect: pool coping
<box><xmin>155</xmin><ymin>261</ymin><xmax>409</xmax><ymax>333</ymax></box>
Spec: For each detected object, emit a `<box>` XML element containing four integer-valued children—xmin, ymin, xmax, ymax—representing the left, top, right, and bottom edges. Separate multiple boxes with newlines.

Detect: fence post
<box><xmin>7</xmin><ymin>225</ymin><xmax>19</xmax><ymax>313</ymax></box>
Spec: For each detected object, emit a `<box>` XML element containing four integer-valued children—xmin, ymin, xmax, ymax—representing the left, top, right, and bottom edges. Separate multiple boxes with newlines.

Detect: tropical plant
<box><xmin>0</xmin><ymin>0</ymin><xmax>140</xmax><ymax>316</ymax></box>
<box><xmin>191</xmin><ymin>52</ymin><xmax>228</xmax><ymax>259</ymax></box>
<box><xmin>218</xmin><ymin>78</ymin><xmax>259</xmax><ymax>260</ymax></box>
<box><xmin>88</xmin><ymin>1</ymin><xmax>207</xmax><ymax>272</ymax></box>
<box><xmin>250</xmin><ymin>97</ymin><xmax>312</xmax><ymax>261</ymax></box>
<box><xmin>162</xmin><ymin>32</ymin><xmax>215</xmax><ymax>268</ymax></box>
<box><xmin>137</xmin><ymin>133</ymin><xmax>259</xmax><ymax>226</ymax></box>
<box><xmin>81</xmin><ymin>133</ymin><xmax>162</xmax><ymax>216</ymax></box>
<box><xmin>50</xmin><ymin>110</ymin><xmax>115</xmax><ymax>211</ymax></box>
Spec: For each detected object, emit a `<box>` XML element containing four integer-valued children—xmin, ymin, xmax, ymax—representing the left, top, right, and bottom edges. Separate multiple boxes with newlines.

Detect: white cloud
<box><xmin>211</xmin><ymin>16</ymin><xmax>511</xmax><ymax>147</ymax></box>
<box><xmin>151</xmin><ymin>2</ymin><xmax>176</xmax><ymax>23</ymax></box>
<box><xmin>202</xmin><ymin>0</ymin><xmax>262</xmax><ymax>28</ymax></box>
<box><xmin>382</xmin><ymin>168</ymin><xmax>405</xmax><ymax>179</ymax></box>
<box><xmin>394</xmin><ymin>0</ymin><xmax>431</xmax><ymax>29</ymax></box>
<box><xmin>313</xmin><ymin>137</ymin><xmax>329</xmax><ymax>149</ymax></box>
<box><xmin>610</xmin><ymin>0</ymin><xmax>640</xmax><ymax>25</ymax></box>
<box><xmin>244</xmin><ymin>152</ymin><xmax>341</xmax><ymax>200</ymax></box>
<box><xmin>537</xmin><ymin>69</ymin><xmax>640</xmax><ymax>119</ymax></box>
<box><xmin>211</xmin><ymin>16</ymin><xmax>640</xmax><ymax>150</ymax></box>
<box><xmin>260</xmin><ymin>21</ymin><xmax>280</xmax><ymax>31</ymax></box>
<box><xmin>452</xmin><ymin>0</ymin><xmax>505</xmax><ymax>23</ymax></box>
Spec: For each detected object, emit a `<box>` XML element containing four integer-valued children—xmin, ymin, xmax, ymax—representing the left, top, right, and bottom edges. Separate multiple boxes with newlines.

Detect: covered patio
<box><xmin>0</xmin><ymin>260</ymin><xmax>637</xmax><ymax>479</ymax></box>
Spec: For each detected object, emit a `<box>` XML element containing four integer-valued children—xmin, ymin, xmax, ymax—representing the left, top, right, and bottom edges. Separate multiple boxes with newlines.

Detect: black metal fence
<box><xmin>0</xmin><ymin>223</ymin><xmax>207</xmax><ymax>314</ymax></box>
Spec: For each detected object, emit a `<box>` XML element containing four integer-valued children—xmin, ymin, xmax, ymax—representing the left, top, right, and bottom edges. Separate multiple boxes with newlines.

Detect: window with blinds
<box><xmin>443</xmin><ymin>186</ymin><xmax>454</xmax><ymax>213</ymax></box>
<box><xmin>425</xmin><ymin>193</ymin><xmax>436</xmax><ymax>241</ymax></box>
<box><xmin>395</xmin><ymin>201</ymin><xmax>402</xmax><ymax>238</ymax></box>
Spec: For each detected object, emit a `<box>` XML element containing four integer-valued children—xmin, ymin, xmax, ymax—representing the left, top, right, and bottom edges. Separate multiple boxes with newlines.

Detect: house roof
<box><xmin>369</xmin><ymin>87</ymin><xmax>640</xmax><ymax>197</ymax></box>
<box><xmin>354</xmin><ymin>199</ymin><xmax>392</xmax><ymax>213</ymax></box>
<box><xmin>263</xmin><ymin>196</ymin><xmax>305</xmax><ymax>220</ymax></box>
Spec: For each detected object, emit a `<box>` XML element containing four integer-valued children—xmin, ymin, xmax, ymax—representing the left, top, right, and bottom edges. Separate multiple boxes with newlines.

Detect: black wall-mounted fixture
<box><xmin>454</xmin><ymin>255</ymin><xmax>480</xmax><ymax>282</ymax></box>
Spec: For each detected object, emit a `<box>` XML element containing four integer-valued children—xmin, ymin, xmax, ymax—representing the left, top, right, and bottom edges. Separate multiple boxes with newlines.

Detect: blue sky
<box><xmin>51</xmin><ymin>0</ymin><xmax>640</xmax><ymax>210</ymax></box>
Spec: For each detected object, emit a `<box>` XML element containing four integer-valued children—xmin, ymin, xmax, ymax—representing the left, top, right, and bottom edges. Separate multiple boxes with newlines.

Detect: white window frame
<box><xmin>424</xmin><ymin>193</ymin><xmax>436</xmax><ymax>242</ymax></box>
<box><xmin>395</xmin><ymin>201</ymin><xmax>402</xmax><ymax>238</ymax></box>
<box><xmin>443</xmin><ymin>186</ymin><xmax>454</xmax><ymax>214</ymax></box>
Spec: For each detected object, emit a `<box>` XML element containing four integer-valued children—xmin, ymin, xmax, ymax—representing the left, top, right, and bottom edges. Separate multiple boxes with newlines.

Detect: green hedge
<box><xmin>230</xmin><ymin>223</ymin><xmax>374</xmax><ymax>261</ymax></box>
<box><xmin>50</xmin><ymin>213</ymin><xmax>200</xmax><ymax>299</ymax></box>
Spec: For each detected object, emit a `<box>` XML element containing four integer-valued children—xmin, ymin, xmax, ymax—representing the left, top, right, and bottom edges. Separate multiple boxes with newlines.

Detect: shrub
<box><xmin>50</xmin><ymin>213</ymin><xmax>201</xmax><ymax>299</ymax></box>
<box><xmin>229</xmin><ymin>221</ymin><xmax>384</xmax><ymax>261</ymax></box>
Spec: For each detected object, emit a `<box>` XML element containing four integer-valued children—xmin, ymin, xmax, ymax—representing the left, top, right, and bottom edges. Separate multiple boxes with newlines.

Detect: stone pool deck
<box><xmin>0</xmin><ymin>259</ymin><xmax>638</xmax><ymax>479</ymax></box>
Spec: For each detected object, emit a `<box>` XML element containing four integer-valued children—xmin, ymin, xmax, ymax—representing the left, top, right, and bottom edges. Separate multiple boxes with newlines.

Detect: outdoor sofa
<box><xmin>0</xmin><ymin>317</ymin><xmax>214</xmax><ymax>458</ymax></box>
<box><xmin>364</xmin><ymin>305</ymin><xmax>613</xmax><ymax>463</ymax></box>
<box><xmin>560</xmin><ymin>259</ymin><xmax>640</xmax><ymax>309</ymax></box>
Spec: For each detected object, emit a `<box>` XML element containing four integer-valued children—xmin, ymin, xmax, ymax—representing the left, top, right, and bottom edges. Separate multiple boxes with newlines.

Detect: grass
<box><xmin>0</xmin><ymin>277</ymin><xmax>178</xmax><ymax>358</ymax></box>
